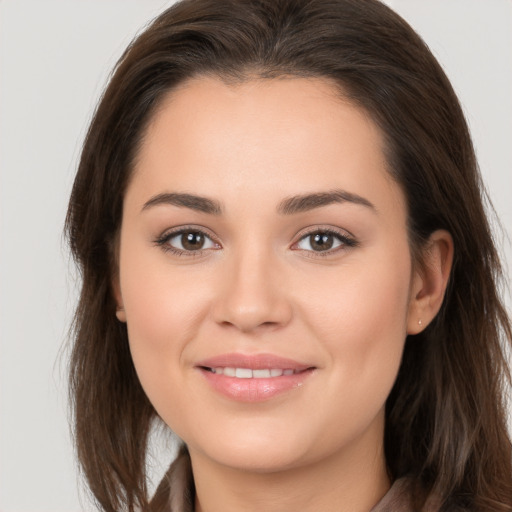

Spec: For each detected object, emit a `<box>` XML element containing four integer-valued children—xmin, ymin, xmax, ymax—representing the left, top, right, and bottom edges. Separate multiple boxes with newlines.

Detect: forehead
<box><xmin>128</xmin><ymin>76</ymin><xmax>404</xmax><ymax>220</ymax></box>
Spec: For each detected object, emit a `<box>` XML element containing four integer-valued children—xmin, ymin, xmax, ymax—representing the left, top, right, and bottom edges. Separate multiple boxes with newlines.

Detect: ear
<box><xmin>112</xmin><ymin>274</ymin><xmax>127</xmax><ymax>323</ymax></box>
<box><xmin>407</xmin><ymin>230</ymin><xmax>453</xmax><ymax>334</ymax></box>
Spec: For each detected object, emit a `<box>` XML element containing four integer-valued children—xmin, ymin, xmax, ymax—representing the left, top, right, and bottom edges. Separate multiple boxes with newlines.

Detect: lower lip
<box><xmin>198</xmin><ymin>368</ymin><xmax>314</xmax><ymax>402</ymax></box>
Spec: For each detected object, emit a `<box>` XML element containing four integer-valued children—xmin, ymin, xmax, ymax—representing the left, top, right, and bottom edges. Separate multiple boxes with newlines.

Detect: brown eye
<box><xmin>296</xmin><ymin>230</ymin><xmax>356</xmax><ymax>253</ymax></box>
<box><xmin>181</xmin><ymin>231</ymin><xmax>205</xmax><ymax>250</ymax></box>
<box><xmin>160</xmin><ymin>229</ymin><xmax>218</xmax><ymax>253</ymax></box>
<box><xmin>309</xmin><ymin>233</ymin><xmax>334</xmax><ymax>251</ymax></box>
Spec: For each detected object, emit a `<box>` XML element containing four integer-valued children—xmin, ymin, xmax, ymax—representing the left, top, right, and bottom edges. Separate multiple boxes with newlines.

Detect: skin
<box><xmin>114</xmin><ymin>77</ymin><xmax>453</xmax><ymax>512</ymax></box>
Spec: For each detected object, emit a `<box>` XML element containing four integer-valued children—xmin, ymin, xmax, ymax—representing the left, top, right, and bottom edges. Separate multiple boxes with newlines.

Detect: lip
<box><xmin>195</xmin><ymin>353</ymin><xmax>315</xmax><ymax>402</ymax></box>
<box><xmin>196</xmin><ymin>353</ymin><xmax>312</xmax><ymax>371</ymax></box>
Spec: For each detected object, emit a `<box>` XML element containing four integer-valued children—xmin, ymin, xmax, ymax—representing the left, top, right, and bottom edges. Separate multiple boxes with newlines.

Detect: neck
<box><xmin>190</xmin><ymin>427</ymin><xmax>390</xmax><ymax>512</ymax></box>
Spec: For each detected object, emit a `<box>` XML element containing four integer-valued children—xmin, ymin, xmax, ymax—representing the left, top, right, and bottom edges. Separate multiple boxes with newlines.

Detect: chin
<box><xmin>206</xmin><ymin>445</ymin><xmax>306</xmax><ymax>473</ymax></box>
<box><xmin>184</xmin><ymin>423</ymin><xmax>314</xmax><ymax>473</ymax></box>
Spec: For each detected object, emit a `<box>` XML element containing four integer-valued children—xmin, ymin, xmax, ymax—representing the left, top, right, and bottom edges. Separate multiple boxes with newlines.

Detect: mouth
<box><xmin>200</xmin><ymin>367</ymin><xmax>304</xmax><ymax>378</ymax></box>
<box><xmin>195</xmin><ymin>353</ymin><xmax>316</xmax><ymax>402</ymax></box>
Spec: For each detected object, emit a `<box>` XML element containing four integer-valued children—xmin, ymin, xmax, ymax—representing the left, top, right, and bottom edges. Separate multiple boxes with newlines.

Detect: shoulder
<box><xmin>150</xmin><ymin>444</ymin><xmax>194</xmax><ymax>512</ymax></box>
<box><xmin>371</xmin><ymin>477</ymin><xmax>416</xmax><ymax>512</ymax></box>
<box><xmin>371</xmin><ymin>478</ymin><xmax>475</xmax><ymax>512</ymax></box>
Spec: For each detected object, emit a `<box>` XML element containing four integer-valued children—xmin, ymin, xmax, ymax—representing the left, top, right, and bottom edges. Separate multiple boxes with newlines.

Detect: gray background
<box><xmin>1</xmin><ymin>1</ymin><xmax>511</xmax><ymax>510</ymax></box>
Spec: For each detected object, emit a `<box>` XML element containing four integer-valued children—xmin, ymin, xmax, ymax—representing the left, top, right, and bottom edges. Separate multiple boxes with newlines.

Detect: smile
<box><xmin>196</xmin><ymin>353</ymin><xmax>315</xmax><ymax>402</ymax></box>
<box><xmin>204</xmin><ymin>367</ymin><xmax>298</xmax><ymax>378</ymax></box>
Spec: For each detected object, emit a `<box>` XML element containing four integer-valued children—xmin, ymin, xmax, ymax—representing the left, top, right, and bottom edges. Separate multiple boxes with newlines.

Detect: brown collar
<box><xmin>154</xmin><ymin>445</ymin><xmax>414</xmax><ymax>512</ymax></box>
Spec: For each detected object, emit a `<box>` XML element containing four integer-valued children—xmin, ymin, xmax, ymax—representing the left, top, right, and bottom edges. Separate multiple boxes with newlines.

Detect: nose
<box><xmin>212</xmin><ymin>244</ymin><xmax>293</xmax><ymax>333</ymax></box>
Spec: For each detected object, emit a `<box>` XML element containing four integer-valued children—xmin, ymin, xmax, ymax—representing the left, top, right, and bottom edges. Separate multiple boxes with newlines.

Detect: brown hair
<box><xmin>65</xmin><ymin>0</ymin><xmax>512</xmax><ymax>510</ymax></box>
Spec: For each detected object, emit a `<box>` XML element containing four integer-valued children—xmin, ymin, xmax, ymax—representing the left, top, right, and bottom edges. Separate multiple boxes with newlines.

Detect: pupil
<box><xmin>182</xmin><ymin>232</ymin><xmax>204</xmax><ymax>250</ymax></box>
<box><xmin>311</xmin><ymin>233</ymin><xmax>333</xmax><ymax>251</ymax></box>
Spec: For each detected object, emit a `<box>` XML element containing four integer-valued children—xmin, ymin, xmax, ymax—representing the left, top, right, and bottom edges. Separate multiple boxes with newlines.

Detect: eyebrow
<box><xmin>277</xmin><ymin>189</ymin><xmax>376</xmax><ymax>215</ymax></box>
<box><xmin>141</xmin><ymin>189</ymin><xmax>376</xmax><ymax>216</ymax></box>
<box><xmin>142</xmin><ymin>192</ymin><xmax>222</xmax><ymax>215</ymax></box>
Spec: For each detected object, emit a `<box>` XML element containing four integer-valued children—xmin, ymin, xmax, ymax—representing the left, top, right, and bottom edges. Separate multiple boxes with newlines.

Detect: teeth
<box><xmin>223</xmin><ymin>367</ymin><xmax>236</xmax><ymax>377</ymax></box>
<box><xmin>253</xmin><ymin>369</ymin><xmax>271</xmax><ymax>378</ymax></box>
<box><xmin>210</xmin><ymin>367</ymin><xmax>297</xmax><ymax>378</ymax></box>
<box><xmin>235</xmin><ymin>368</ymin><xmax>252</xmax><ymax>379</ymax></box>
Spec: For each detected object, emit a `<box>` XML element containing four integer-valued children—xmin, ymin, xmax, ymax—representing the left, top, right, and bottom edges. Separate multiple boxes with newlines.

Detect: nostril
<box><xmin>212</xmin><ymin>278</ymin><xmax>293</xmax><ymax>332</ymax></box>
<box><xmin>219</xmin><ymin>319</ymin><xmax>282</xmax><ymax>333</ymax></box>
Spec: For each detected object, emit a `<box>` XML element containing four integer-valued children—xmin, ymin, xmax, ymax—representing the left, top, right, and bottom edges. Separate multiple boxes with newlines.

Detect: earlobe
<box><xmin>407</xmin><ymin>230</ymin><xmax>454</xmax><ymax>334</ymax></box>
<box><xmin>112</xmin><ymin>275</ymin><xmax>127</xmax><ymax>323</ymax></box>
<box><xmin>116</xmin><ymin>306</ymin><xmax>127</xmax><ymax>323</ymax></box>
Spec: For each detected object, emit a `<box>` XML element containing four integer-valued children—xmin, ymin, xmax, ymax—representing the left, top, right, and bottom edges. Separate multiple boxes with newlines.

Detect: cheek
<box><xmin>120</xmin><ymin>231</ymin><xmax>211</xmax><ymax>337</ymax></box>
<box><xmin>118</xmin><ymin>239</ymin><xmax>213</xmax><ymax>399</ymax></box>
<box><xmin>300</xmin><ymin>244</ymin><xmax>412</xmax><ymax>389</ymax></box>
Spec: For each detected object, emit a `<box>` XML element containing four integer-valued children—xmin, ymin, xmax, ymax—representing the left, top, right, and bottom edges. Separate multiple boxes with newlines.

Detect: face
<box><xmin>116</xmin><ymin>76</ymin><xmax>417</xmax><ymax>474</ymax></box>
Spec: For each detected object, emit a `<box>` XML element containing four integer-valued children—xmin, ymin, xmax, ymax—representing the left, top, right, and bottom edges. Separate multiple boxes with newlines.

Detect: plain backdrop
<box><xmin>0</xmin><ymin>1</ymin><xmax>511</xmax><ymax>511</ymax></box>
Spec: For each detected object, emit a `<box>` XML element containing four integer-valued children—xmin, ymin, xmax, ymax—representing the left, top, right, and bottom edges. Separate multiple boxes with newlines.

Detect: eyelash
<box><xmin>293</xmin><ymin>227</ymin><xmax>359</xmax><ymax>257</ymax></box>
<box><xmin>154</xmin><ymin>226</ymin><xmax>220</xmax><ymax>257</ymax></box>
<box><xmin>153</xmin><ymin>226</ymin><xmax>358</xmax><ymax>258</ymax></box>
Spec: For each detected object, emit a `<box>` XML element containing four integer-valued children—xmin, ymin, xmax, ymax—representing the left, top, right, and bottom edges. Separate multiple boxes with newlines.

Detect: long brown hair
<box><xmin>65</xmin><ymin>0</ymin><xmax>512</xmax><ymax>510</ymax></box>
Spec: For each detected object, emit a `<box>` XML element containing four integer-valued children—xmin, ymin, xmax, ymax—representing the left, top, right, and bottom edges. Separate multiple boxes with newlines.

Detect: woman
<box><xmin>65</xmin><ymin>0</ymin><xmax>512</xmax><ymax>510</ymax></box>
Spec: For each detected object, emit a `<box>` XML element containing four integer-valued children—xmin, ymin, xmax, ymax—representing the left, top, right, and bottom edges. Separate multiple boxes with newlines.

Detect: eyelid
<box><xmin>154</xmin><ymin>225</ymin><xmax>222</xmax><ymax>256</ymax></box>
<box><xmin>154</xmin><ymin>224</ymin><xmax>358</xmax><ymax>258</ymax></box>
<box><xmin>291</xmin><ymin>226</ymin><xmax>359</xmax><ymax>255</ymax></box>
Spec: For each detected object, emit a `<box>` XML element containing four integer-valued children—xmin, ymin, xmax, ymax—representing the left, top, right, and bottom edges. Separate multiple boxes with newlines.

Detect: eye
<box><xmin>155</xmin><ymin>228</ymin><xmax>219</xmax><ymax>255</ymax></box>
<box><xmin>294</xmin><ymin>229</ymin><xmax>357</xmax><ymax>254</ymax></box>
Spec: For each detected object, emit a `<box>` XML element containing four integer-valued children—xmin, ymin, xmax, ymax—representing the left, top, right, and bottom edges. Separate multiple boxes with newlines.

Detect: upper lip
<box><xmin>195</xmin><ymin>353</ymin><xmax>313</xmax><ymax>371</ymax></box>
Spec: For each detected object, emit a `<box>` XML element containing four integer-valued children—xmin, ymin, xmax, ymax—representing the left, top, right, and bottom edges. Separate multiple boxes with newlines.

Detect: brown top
<box><xmin>154</xmin><ymin>445</ymin><xmax>415</xmax><ymax>512</ymax></box>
